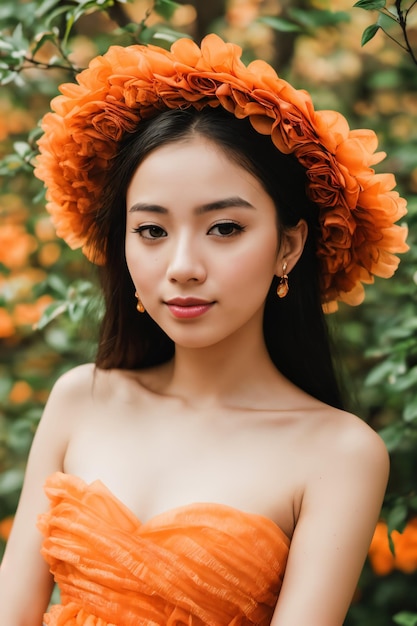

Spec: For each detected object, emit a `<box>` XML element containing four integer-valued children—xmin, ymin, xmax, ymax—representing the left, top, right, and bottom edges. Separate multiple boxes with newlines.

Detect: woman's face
<box><xmin>125</xmin><ymin>136</ymin><xmax>285</xmax><ymax>349</ymax></box>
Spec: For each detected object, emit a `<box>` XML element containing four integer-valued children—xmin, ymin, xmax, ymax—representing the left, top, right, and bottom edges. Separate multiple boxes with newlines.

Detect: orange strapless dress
<box><xmin>38</xmin><ymin>472</ymin><xmax>289</xmax><ymax>625</ymax></box>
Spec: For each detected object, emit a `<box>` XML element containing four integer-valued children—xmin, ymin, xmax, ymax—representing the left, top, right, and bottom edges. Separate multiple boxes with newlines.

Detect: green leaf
<box><xmin>392</xmin><ymin>366</ymin><xmax>417</xmax><ymax>392</ymax></box>
<box><xmin>0</xmin><ymin>152</ymin><xmax>29</xmax><ymax>172</ymax></box>
<box><xmin>377</xmin><ymin>9</ymin><xmax>400</xmax><ymax>26</ymax></box>
<box><xmin>0</xmin><ymin>468</ymin><xmax>25</xmax><ymax>496</ymax></box>
<box><xmin>361</xmin><ymin>23</ymin><xmax>381</xmax><ymax>45</ymax></box>
<box><xmin>393</xmin><ymin>612</ymin><xmax>417</xmax><ymax>626</ymax></box>
<box><xmin>44</xmin><ymin>4</ymin><xmax>73</xmax><ymax>28</ymax></box>
<box><xmin>44</xmin><ymin>326</ymin><xmax>74</xmax><ymax>351</ymax></box>
<box><xmin>13</xmin><ymin>141</ymin><xmax>31</xmax><ymax>159</ymax></box>
<box><xmin>62</xmin><ymin>12</ymin><xmax>75</xmax><ymax>47</ymax></box>
<box><xmin>153</xmin><ymin>0</ymin><xmax>180</xmax><ymax>21</ymax></box>
<box><xmin>0</xmin><ymin>40</ymin><xmax>14</xmax><ymax>52</ymax></box>
<box><xmin>35</xmin><ymin>0</ymin><xmax>62</xmax><ymax>19</ymax></box>
<box><xmin>257</xmin><ymin>16</ymin><xmax>301</xmax><ymax>33</ymax></box>
<box><xmin>0</xmin><ymin>377</ymin><xmax>13</xmax><ymax>402</ymax></box>
<box><xmin>69</xmin><ymin>0</ymin><xmax>114</xmax><ymax>24</ymax></box>
<box><xmin>287</xmin><ymin>8</ymin><xmax>350</xmax><ymax>29</ymax></box>
<box><xmin>386</xmin><ymin>503</ymin><xmax>408</xmax><ymax>535</ymax></box>
<box><xmin>36</xmin><ymin>302</ymin><xmax>68</xmax><ymax>329</ymax></box>
<box><xmin>387</xmin><ymin>5</ymin><xmax>399</xmax><ymax>18</ymax></box>
<box><xmin>7</xmin><ymin>419</ymin><xmax>35</xmax><ymax>454</ymax></box>
<box><xmin>46</xmin><ymin>274</ymin><xmax>69</xmax><ymax>298</ymax></box>
<box><xmin>365</xmin><ymin>358</ymin><xmax>401</xmax><ymax>386</ymax></box>
<box><xmin>379</xmin><ymin>423</ymin><xmax>406</xmax><ymax>451</ymax></box>
<box><xmin>31</xmin><ymin>31</ymin><xmax>59</xmax><ymax>57</ymax></box>
<box><xmin>404</xmin><ymin>395</ymin><xmax>417</xmax><ymax>422</ymax></box>
<box><xmin>388</xmin><ymin>531</ymin><xmax>395</xmax><ymax>556</ymax></box>
<box><xmin>139</xmin><ymin>25</ymin><xmax>191</xmax><ymax>47</ymax></box>
<box><xmin>152</xmin><ymin>29</ymin><xmax>190</xmax><ymax>45</ymax></box>
<box><xmin>353</xmin><ymin>0</ymin><xmax>386</xmax><ymax>9</ymax></box>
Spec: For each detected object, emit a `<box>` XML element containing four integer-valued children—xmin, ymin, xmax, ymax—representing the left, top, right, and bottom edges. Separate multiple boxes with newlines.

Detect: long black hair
<box><xmin>90</xmin><ymin>106</ymin><xmax>344</xmax><ymax>409</ymax></box>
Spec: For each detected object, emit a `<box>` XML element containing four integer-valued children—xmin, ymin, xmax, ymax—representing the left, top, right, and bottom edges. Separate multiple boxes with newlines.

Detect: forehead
<box><xmin>124</xmin><ymin>136</ymin><xmax>282</xmax><ymax>241</ymax></box>
<box><xmin>126</xmin><ymin>136</ymin><xmax>268</xmax><ymax>207</ymax></box>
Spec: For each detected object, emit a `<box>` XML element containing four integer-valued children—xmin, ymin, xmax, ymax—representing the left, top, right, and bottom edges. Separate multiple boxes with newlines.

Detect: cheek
<box><xmin>233</xmin><ymin>234</ymin><xmax>279</xmax><ymax>280</ymax></box>
<box><xmin>125</xmin><ymin>240</ymin><xmax>146</xmax><ymax>286</ymax></box>
<box><xmin>125</xmin><ymin>244</ymin><xmax>164</xmax><ymax>296</ymax></box>
<box><xmin>219</xmin><ymin>240</ymin><xmax>279</xmax><ymax>302</ymax></box>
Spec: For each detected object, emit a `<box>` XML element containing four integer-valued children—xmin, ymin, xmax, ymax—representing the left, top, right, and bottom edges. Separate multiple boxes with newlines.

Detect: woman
<box><xmin>0</xmin><ymin>34</ymin><xmax>408</xmax><ymax>625</ymax></box>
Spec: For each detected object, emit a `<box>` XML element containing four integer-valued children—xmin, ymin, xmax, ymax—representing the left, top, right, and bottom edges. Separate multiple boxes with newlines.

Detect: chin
<box><xmin>163</xmin><ymin>328</ymin><xmax>227</xmax><ymax>351</ymax></box>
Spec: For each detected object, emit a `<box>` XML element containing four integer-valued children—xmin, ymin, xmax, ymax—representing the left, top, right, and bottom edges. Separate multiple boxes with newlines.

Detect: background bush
<box><xmin>0</xmin><ymin>1</ymin><xmax>416</xmax><ymax>623</ymax></box>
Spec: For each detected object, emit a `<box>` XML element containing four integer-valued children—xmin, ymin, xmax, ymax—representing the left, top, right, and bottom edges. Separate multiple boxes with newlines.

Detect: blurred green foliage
<box><xmin>0</xmin><ymin>0</ymin><xmax>416</xmax><ymax>623</ymax></box>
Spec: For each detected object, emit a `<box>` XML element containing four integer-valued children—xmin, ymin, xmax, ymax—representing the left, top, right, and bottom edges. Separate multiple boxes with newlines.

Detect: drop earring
<box><xmin>277</xmin><ymin>262</ymin><xmax>289</xmax><ymax>298</ymax></box>
<box><xmin>135</xmin><ymin>291</ymin><xmax>145</xmax><ymax>313</ymax></box>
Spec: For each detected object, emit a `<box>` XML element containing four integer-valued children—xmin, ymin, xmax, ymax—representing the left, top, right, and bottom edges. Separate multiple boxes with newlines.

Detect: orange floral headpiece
<box><xmin>34</xmin><ymin>34</ymin><xmax>408</xmax><ymax>311</ymax></box>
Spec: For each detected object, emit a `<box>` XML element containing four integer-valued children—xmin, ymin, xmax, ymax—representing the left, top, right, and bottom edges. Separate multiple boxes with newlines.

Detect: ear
<box><xmin>275</xmin><ymin>219</ymin><xmax>308</xmax><ymax>276</ymax></box>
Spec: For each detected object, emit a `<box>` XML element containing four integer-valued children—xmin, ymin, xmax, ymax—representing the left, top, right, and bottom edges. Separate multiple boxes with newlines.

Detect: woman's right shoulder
<box><xmin>51</xmin><ymin>362</ymin><xmax>95</xmax><ymax>389</ymax></box>
<box><xmin>37</xmin><ymin>364</ymin><xmax>120</xmax><ymax>450</ymax></box>
<box><xmin>44</xmin><ymin>364</ymin><xmax>137</xmax><ymax>421</ymax></box>
<box><xmin>48</xmin><ymin>363</ymin><xmax>113</xmax><ymax>400</ymax></box>
<box><xmin>41</xmin><ymin>363</ymin><xmax>101</xmax><ymax>428</ymax></box>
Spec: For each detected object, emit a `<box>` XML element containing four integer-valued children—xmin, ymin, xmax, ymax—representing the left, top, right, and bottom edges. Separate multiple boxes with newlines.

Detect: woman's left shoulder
<box><xmin>311</xmin><ymin>405</ymin><xmax>389</xmax><ymax>477</ymax></box>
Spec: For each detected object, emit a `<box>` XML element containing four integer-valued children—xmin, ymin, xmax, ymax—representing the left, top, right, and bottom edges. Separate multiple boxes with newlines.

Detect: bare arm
<box><xmin>0</xmin><ymin>365</ymin><xmax>93</xmax><ymax>626</ymax></box>
<box><xmin>271</xmin><ymin>416</ymin><xmax>389</xmax><ymax>626</ymax></box>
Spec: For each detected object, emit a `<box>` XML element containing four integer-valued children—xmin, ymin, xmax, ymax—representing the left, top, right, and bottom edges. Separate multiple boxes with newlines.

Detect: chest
<box><xmin>63</xmin><ymin>400</ymin><xmax>302</xmax><ymax>538</ymax></box>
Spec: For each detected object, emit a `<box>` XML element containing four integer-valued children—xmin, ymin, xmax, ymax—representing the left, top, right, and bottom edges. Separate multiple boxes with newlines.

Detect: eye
<box><xmin>208</xmin><ymin>221</ymin><xmax>245</xmax><ymax>237</ymax></box>
<box><xmin>132</xmin><ymin>225</ymin><xmax>167</xmax><ymax>239</ymax></box>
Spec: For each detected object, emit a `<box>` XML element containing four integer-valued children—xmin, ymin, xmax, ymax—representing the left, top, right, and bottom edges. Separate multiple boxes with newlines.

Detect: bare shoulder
<box><xmin>33</xmin><ymin>364</ymin><xmax>95</xmax><ymax>441</ymax></box>
<box><xmin>304</xmin><ymin>404</ymin><xmax>390</xmax><ymax>489</ymax></box>
<box><xmin>322</xmin><ymin>406</ymin><xmax>388</xmax><ymax>464</ymax></box>
<box><xmin>51</xmin><ymin>363</ymin><xmax>112</xmax><ymax>399</ymax></box>
<box><xmin>26</xmin><ymin>364</ymin><xmax>134</xmax><ymax>478</ymax></box>
<box><xmin>47</xmin><ymin>363</ymin><xmax>125</xmax><ymax>404</ymax></box>
<box><xmin>48</xmin><ymin>362</ymin><xmax>97</xmax><ymax>397</ymax></box>
<box><xmin>38</xmin><ymin>363</ymin><xmax>104</xmax><ymax>436</ymax></box>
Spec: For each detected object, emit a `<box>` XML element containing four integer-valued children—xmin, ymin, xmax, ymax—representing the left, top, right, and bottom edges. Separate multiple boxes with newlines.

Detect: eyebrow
<box><xmin>128</xmin><ymin>196</ymin><xmax>255</xmax><ymax>215</ymax></box>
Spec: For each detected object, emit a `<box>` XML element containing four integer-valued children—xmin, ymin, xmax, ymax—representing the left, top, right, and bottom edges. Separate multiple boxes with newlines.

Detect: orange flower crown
<box><xmin>34</xmin><ymin>34</ymin><xmax>408</xmax><ymax>311</ymax></box>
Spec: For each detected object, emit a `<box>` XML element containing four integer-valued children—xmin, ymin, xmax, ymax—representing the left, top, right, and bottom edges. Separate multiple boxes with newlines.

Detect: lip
<box><xmin>165</xmin><ymin>297</ymin><xmax>215</xmax><ymax>319</ymax></box>
<box><xmin>165</xmin><ymin>297</ymin><xmax>213</xmax><ymax>306</ymax></box>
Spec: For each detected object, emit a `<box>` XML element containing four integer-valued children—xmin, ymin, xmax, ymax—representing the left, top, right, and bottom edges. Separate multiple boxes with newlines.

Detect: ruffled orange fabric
<box><xmin>38</xmin><ymin>473</ymin><xmax>289</xmax><ymax>625</ymax></box>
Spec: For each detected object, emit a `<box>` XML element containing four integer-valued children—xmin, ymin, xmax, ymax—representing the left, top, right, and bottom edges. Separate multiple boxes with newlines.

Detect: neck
<box><xmin>162</xmin><ymin>321</ymin><xmax>287</xmax><ymax>410</ymax></box>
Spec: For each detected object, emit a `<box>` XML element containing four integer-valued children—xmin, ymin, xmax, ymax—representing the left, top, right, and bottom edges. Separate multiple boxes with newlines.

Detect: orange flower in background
<box><xmin>34</xmin><ymin>216</ymin><xmax>58</xmax><ymax>242</ymax></box>
<box><xmin>369</xmin><ymin>519</ymin><xmax>417</xmax><ymax>576</ymax></box>
<box><xmin>0</xmin><ymin>98</ymin><xmax>34</xmax><ymax>140</ymax></box>
<box><xmin>0</xmin><ymin>223</ymin><xmax>38</xmax><ymax>269</ymax></box>
<box><xmin>13</xmin><ymin>294</ymin><xmax>54</xmax><ymax>327</ymax></box>
<box><xmin>34</xmin><ymin>33</ymin><xmax>408</xmax><ymax>310</ymax></box>
<box><xmin>0</xmin><ymin>516</ymin><xmax>14</xmax><ymax>541</ymax></box>
<box><xmin>8</xmin><ymin>380</ymin><xmax>33</xmax><ymax>404</ymax></box>
<box><xmin>38</xmin><ymin>242</ymin><xmax>61</xmax><ymax>267</ymax></box>
<box><xmin>0</xmin><ymin>307</ymin><xmax>15</xmax><ymax>338</ymax></box>
<box><xmin>227</xmin><ymin>0</ymin><xmax>259</xmax><ymax>28</ymax></box>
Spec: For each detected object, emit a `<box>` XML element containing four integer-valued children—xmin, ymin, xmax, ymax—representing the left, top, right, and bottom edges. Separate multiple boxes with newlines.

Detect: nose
<box><xmin>166</xmin><ymin>232</ymin><xmax>207</xmax><ymax>284</ymax></box>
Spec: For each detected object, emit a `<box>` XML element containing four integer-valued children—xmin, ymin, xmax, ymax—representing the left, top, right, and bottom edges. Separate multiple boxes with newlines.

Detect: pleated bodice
<box><xmin>38</xmin><ymin>472</ymin><xmax>289</xmax><ymax>625</ymax></box>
